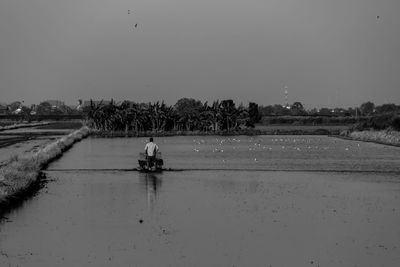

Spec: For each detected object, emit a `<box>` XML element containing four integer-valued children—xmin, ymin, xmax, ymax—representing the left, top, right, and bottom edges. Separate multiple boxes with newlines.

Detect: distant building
<box><xmin>8</xmin><ymin>101</ymin><xmax>24</xmax><ymax>114</ymax></box>
<box><xmin>13</xmin><ymin>107</ymin><xmax>22</xmax><ymax>114</ymax></box>
<box><xmin>0</xmin><ymin>104</ymin><xmax>8</xmax><ymax>115</ymax></box>
<box><xmin>82</xmin><ymin>100</ymin><xmax>112</xmax><ymax>108</ymax></box>
<box><xmin>7</xmin><ymin>101</ymin><xmax>23</xmax><ymax>114</ymax></box>
<box><xmin>30</xmin><ymin>104</ymin><xmax>37</xmax><ymax>115</ymax></box>
<box><xmin>43</xmin><ymin>100</ymin><xmax>65</xmax><ymax>109</ymax></box>
<box><xmin>76</xmin><ymin>100</ymin><xmax>83</xmax><ymax>111</ymax></box>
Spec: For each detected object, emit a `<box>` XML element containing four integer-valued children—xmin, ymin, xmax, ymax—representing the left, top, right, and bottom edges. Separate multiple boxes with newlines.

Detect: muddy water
<box><xmin>1</xmin><ymin>136</ymin><xmax>400</xmax><ymax>266</ymax></box>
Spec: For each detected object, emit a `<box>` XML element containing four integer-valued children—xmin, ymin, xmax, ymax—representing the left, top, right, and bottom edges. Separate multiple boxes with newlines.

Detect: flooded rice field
<box><xmin>1</xmin><ymin>136</ymin><xmax>400</xmax><ymax>266</ymax></box>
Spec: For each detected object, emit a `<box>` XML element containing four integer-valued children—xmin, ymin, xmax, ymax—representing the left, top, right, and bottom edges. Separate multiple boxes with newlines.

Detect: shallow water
<box><xmin>1</xmin><ymin>136</ymin><xmax>400</xmax><ymax>266</ymax></box>
<box><xmin>50</xmin><ymin>135</ymin><xmax>400</xmax><ymax>172</ymax></box>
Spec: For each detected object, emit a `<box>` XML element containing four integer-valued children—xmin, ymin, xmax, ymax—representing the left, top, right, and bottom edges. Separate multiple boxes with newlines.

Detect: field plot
<box><xmin>0</xmin><ymin>122</ymin><xmax>79</xmax><ymax>165</ymax></box>
<box><xmin>1</xmin><ymin>136</ymin><xmax>400</xmax><ymax>267</ymax></box>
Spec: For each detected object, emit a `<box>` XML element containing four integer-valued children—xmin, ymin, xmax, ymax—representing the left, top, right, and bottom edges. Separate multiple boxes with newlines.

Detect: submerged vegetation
<box><xmin>0</xmin><ymin>127</ymin><xmax>90</xmax><ymax>205</ymax></box>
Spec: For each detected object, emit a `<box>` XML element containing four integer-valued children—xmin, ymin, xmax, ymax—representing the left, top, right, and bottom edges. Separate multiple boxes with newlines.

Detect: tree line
<box><xmin>2</xmin><ymin>99</ymin><xmax>399</xmax><ymax>118</ymax></box>
<box><xmin>83</xmin><ymin>98</ymin><xmax>261</xmax><ymax>132</ymax></box>
<box><xmin>259</xmin><ymin>101</ymin><xmax>400</xmax><ymax>117</ymax></box>
<box><xmin>83</xmin><ymin>98</ymin><xmax>400</xmax><ymax>132</ymax></box>
<box><xmin>2</xmin><ymin>99</ymin><xmax>399</xmax><ymax>132</ymax></box>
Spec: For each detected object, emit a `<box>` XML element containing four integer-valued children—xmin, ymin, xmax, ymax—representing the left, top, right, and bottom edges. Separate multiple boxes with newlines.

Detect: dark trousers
<box><xmin>147</xmin><ymin>155</ymin><xmax>156</xmax><ymax>168</ymax></box>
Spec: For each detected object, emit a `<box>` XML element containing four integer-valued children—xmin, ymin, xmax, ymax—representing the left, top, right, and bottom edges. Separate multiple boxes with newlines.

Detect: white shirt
<box><xmin>144</xmin><ymin>142</ymin><xmax>159</xmax><ymax>156</ymax></box>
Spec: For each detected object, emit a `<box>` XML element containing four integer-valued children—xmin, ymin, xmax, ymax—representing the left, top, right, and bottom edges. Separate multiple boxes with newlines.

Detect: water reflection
<box><xmin>139</xmin><ymin>173</ymin><xmax>162</xmax><ymax>213</ymax></box>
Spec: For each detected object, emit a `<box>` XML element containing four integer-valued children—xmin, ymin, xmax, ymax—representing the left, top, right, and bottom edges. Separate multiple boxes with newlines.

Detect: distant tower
<box><xmin>284</xmin><ymin>86</ymin><xmax>289</xmax><ymax>109</ymax></box>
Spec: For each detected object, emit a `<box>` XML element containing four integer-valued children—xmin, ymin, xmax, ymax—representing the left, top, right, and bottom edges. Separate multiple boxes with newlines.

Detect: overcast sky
<box><xmin>1</xmin><ymin>0</ymin><xmax>399</xmax><ymax>108</ymax></box>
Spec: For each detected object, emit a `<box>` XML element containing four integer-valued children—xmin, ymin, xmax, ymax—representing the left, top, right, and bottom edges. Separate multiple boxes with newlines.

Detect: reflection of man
<box><xmin>144</xmin><ymin>173</ymin><xmax>160</xmax><ymax>213</ymax></box>
<box><xmin>144</xmin><ymin>137</ymin><xmax>159</xmax><ymax>169</ymax></box>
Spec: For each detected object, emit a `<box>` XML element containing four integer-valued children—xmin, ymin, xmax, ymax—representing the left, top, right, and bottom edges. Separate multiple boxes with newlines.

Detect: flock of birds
<box><xmin>187</xmin><ymin>137</ymin><xmax>362</xmax><ymax>164</ymax></box>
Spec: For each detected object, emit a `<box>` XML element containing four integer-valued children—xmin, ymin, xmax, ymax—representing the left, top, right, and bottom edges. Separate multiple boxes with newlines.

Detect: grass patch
<box><xmin>344</xmin><ymin>130</ymin><xmax>400</xmax><ymax>147</ymax></box>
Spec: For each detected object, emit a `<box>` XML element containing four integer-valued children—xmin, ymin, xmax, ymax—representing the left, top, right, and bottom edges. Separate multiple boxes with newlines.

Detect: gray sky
<box><xmin>1</xmin><ymin>0</ymin><xmax>399</xmax><ymax>108</ymax></box>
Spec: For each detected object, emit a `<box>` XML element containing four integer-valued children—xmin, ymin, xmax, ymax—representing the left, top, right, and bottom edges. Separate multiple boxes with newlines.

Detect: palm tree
<box><xmin>220</xmin><ymin>100</ymin><xmax>237</xmax><ymax>131</ymax></box>
<box><xmin>210</xmin><ymin>100</ymin><xmax>222</xmax><ymax>132</ymax></box>
<box><xmin>198</xmin><ymin>102</ymin><xmax>217</xmax><ymax>132</ymax></box>
<box><xmin>236</xmin><ymin>105</ymin><xmax>249</xmax><ymax>129</ymax></box>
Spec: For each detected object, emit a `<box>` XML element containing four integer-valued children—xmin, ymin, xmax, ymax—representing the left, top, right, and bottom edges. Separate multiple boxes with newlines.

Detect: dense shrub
<box><xmin>391</xmin><ymin>116</ymin><xmax>400</xmax><ymax>131</ymax></box>
<box><xmin>349</xmin><ymin>113</ymin><xmax>400</xmax><ymax>132</ymax></box>
<box><xmin>354</xmin><ymin>114</ymin><xmax>397</xmax><ymax>131</ymax></box>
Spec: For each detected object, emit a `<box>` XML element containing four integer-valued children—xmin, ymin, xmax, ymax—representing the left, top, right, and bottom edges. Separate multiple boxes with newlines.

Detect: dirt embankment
<box><xmin>338</xmin><ymin>129</ymin><xmax>400</xmax><ymax>147</ymax></box>
<box><xmin>0</xmin><ymin>122</ymin><xmax>50</xmax><ymax>132</ymax></box>
<box><xmin>0</xmin><ymin>127</ymin><xmax>90</xmax><ymax>215</ymax></box>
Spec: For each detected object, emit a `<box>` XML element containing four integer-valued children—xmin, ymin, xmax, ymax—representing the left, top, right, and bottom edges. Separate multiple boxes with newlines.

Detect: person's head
<box><xmin>149</xmin><ymin>137</ymin><xmax>154</xmax><ymax>142</ymax></box>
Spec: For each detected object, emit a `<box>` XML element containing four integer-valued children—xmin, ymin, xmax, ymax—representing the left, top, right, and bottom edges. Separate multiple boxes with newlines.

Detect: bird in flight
<box><xmin>134</xmin><ymin>23</ymin><xmax>138</xmax><ymax>28</ymax></box>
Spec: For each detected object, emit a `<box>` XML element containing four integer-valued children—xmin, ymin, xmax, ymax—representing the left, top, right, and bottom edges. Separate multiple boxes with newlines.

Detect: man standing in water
<box><xmin>144</xmin><ymin>137</ymin><xmax>159</xmax><ymax>170</ymax></box>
